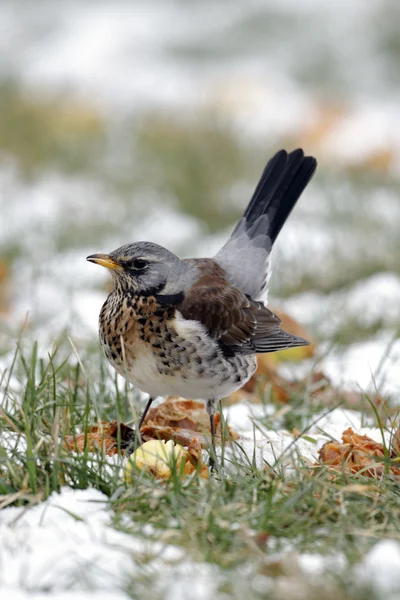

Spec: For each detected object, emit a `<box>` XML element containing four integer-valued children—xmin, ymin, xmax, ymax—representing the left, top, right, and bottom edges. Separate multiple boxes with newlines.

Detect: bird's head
<box><xmin>87</xmin><ymin>241</ymin><xmax>191</xmax><ymax>296</ymax></box>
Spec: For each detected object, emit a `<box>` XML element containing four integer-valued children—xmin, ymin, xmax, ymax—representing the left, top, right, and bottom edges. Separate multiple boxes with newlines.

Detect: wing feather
<box><xmin>174</xmin><ymin>258</ymin><xmax>309</xmax><ymax>356</ymax></box>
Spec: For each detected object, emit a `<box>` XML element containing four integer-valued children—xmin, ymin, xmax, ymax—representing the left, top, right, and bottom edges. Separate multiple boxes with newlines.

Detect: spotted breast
<box><xmin>98</xmin><ymin>289</ymin><xmax>257</xmax><ymax>400</ymax></box>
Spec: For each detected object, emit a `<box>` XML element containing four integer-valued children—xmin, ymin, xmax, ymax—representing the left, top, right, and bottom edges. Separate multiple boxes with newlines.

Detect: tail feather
<box><xmin>236</xmin><ymin>149</ymin><xmax>317</xmax><ymax>246</ymax></box>
<box><xmin>215</xmin><ymin>148</ymin><xmax>317</xmax><ymax>299</ymax></box>
<box><xmin>252</xmin><ymin>331</ymin><xmax>310</xmax><ymax>354</ymax></box>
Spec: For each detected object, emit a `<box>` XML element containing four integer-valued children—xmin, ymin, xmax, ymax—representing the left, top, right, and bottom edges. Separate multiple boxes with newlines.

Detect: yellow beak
<box><xmin>86</xmin><ymin>253</ymin><xmax>123</xmax><ymax>271</ymax></box>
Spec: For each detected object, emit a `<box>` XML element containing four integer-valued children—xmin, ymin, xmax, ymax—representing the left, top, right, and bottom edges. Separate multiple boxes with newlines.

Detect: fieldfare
<box><xmin>87</xmin><ymin>149</ymin><xmax>317</xmax><ymax>463</ymax></box>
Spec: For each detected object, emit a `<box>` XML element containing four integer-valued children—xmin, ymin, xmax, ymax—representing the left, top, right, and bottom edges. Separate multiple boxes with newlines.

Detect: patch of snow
<box><xmin>355</xmin><ymin>540</ymin><xmax>400</xmax><ymax>599</ymax></box>
<box><xmin>5</xmin><ymin>592</ymin><xmax>129</xmax><ymax>600</ymax></box>
<box><xmin>345</xmin><ymin>273</ymin><xmax>400</xmax><ymax>327</ymax></box>
<box><xmin>299</xmin><ymin>552</ymin><xmax>347</xmax><ymax>576</ymax></box>
<box><xmin>162</xmin><ymin>562</ymin><xmax>220</xmax><ymax>600</ymax></box>
<box><xmin>0</xmin><ymin>488</ymin><xmax>136</xmax><ymax>591</ymax></box>
<box><xmin>282</xmin><ymin>272</ymin><xmax>400</xmax><ymax>337</ymax></box>
<box><xmin>324</xmin><ymin>102</ymin><xmax>400</xmax><ymax>167</ymax></box>
<box><xmin>223</xmin><ymin>402</ymin><xmax>274</xmax><ymax>433</ymax></box>
<box><xmin>223</xmin><ymin>403</ymin><xmax>394</xmax><ymax>471</ymax></box>
<box><xmin>310</xmin><ymin>408</ymin><xmax>365</xmax><ymax>438</ymax></box>
<box><xmin>321</xmin><ymin>335</ymin><xmax>400</xmax><ymax>399</ymax></box>
<box><xmin>0</xmin><ymin>486</ymin><xmax>203</xmax><ymax>597</ymax></box>
<box><xmin>0</xmin><ymin>431</ymin><xmax>27</xmax><ymax>456</ymax></box>
<box><xmin>226</xmin><ymin>430</ymin><xmax>317</xmax><ymax>471</ymax></box>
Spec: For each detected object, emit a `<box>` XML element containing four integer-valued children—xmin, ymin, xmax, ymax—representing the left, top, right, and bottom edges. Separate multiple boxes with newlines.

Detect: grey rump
<box><xmin>87</xmin><ymin>148</ymin><xmax>318</xmax><ymax>464</ymax></box>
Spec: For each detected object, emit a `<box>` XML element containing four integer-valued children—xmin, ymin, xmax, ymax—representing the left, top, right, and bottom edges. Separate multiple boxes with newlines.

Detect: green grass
<box><xmin>0</xmin><ymin>81</ymin><xmax>106</xmax><ymax>176</ymax></box>
<box><xmin>0</xmin><ymin>82</ymin><xmax>251</xmax><ymax>230</ymax></box>
<box><xmin>0</xmin><ymin>335</ymin><xmax>399</xmax><ymax>599</ymax></box>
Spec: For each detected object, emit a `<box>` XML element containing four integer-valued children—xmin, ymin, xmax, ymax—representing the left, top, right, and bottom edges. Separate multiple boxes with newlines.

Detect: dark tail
<box><xmin>234</xmin><ymin>149</ymin><xmax>317</xmax><ymax>245</ymax></box>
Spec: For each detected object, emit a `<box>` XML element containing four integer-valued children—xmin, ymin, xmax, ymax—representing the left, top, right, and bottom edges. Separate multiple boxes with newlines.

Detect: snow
<box><xmin>0</xmin><ymin>487</ymin><xmax>227</xmax><ymax>600</ymax></box>
<box><xmin>321</xmin><ymin>336</ymin><xmax>400</xmax><ymax>399</ymax></box>
<box><xmin>6</xmin><ymin>593</ymin><xmax>126</xmax><ymax>600</ymax></box>
<box><xmin>223</xmin><ymin>403</ymin><xmax>392</xmax><ymax>472</ymax></box>
<box><xmin>0</xmin><ymin>486</ymin><xmax>210</xmax><ymax>599</ymax></box>
<box><xmin>280</xmin><ymin>270</ymin><xmax>400</xmax><ymax>399</ymax></box>
<box><xmin>298</xmin><ymin>552</ymin><xmax>347</xmax><ymax>576</ymax></box>
<box><xmin>284</xmin><ymin>272</ymin><xmax>400</xmax><ymax>335</ymax></box>
<box><xmin>356</xmin><ymin>540</ymin><xmax>400</xmax><ymax>598</ymax></box>
<box><xmin>0</xmin><ymin>487</ymin><xmax>140</xmax><ymax>591</ymax></box>
<box><xmin>2</xmin><ymin>484</ymin><xmax>397</xmax><ymax>599</ymax></box>
<box><xmin>324</xmin><ymin>102</ymin><xmax>400</xmax><ymax>167</ymax></box>
<box><xmin>1</xmin><ymin>402</ymin><xmax>399</xmax><ymax>598</ymax></box>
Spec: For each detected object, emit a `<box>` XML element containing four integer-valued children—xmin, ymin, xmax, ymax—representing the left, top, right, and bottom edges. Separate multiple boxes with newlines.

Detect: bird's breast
<box><xmin>98</xmin><ymin>291</ymin><xmax>169</xmax><ymax>365</ymax></box>
<box><xmin>98</xmin><ymin>294</ymin><xmax>257</xmax><ymax>399</ymax></box>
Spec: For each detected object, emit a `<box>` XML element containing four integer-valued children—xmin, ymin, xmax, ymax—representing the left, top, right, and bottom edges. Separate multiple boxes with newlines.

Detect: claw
<box><xmin>208</xmin><ymin>454</ymin><xmax>219</xmax><ymax>473</ymax></box>
<box><xmin>123</xmin><ymin>429</ymin><xmax>142</xmax><ymax>457</ymax></box>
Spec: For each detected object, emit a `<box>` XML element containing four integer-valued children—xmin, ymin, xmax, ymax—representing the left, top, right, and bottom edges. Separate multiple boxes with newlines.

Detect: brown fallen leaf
<box><xmin>142</xmin><ymin>397</ymin><xmax>240</xmax><ymax>448</ymax></box>
<box><xmin>146</xmin><ymin>398</ymin><xmax>211</xmax><ymax>429</ymax></box>
<box><xmin>141</xmin><ymin>424</ymin><xmax>210</xmax><ymax>448</ymax></box>
<box><xmin>64</xmin><ymin>398</ymin><xmax>239</xmax><ymax>456</ymax></box>
<box><xmin>393</xmin><ymin>426</ymin><xmax>400</xmax><ymax>457</ymax></box>
<box><xmin>64</xmin><ymin>421</ymin><xmax>134</xmax><ymax>456</ymax></box>
<box><xmin>318</xmin><ymin>427</ymin><xmax>400</xmax><ymax>479</ymax></box>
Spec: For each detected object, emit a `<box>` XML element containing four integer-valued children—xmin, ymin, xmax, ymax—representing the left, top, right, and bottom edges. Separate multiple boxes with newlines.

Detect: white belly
<box><xmin>114</xmin><ymin>340</ymin><xmax>254</xmax><ymax>400</ymax></box>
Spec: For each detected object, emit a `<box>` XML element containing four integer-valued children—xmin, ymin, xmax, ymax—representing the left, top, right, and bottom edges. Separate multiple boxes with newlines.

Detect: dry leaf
<box><xmin>64</xmin><ymin>421</ymin><xmax>133</xmax><ymax>456</ymax></box>
<box><xmin>64</xmin><ymin>398</ymin><xmax>239</xmax><ymax>457</ymax></box>
<box><xmin>393</xmin><ymin>426</ymin><xmax>400</xmax><ymax>457</ymax></box>
<box><xmin>318</xmin><ymin>427</ymin><xmax>400</xmax><ymax>478</ymax></box>
<box><xmin>142</xmin><ymin>397</ymin><xmax>239</xmax><ymax>447</ymax></box>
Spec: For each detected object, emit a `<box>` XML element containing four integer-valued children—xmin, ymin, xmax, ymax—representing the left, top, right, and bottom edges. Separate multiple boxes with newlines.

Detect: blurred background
<box><xmin>0</xmin><ymin>0</ymin><xmax>400</xmax><ymax>397</ymax></box>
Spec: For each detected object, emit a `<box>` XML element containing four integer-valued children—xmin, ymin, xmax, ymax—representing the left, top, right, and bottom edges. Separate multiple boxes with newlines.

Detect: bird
<box><xmin>87</xmin><ymin>148</ymin><xmax>317</xmax><ymax>465</ymax></box>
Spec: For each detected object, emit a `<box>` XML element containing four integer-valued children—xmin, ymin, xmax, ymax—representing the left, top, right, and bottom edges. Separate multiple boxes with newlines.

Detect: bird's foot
<box><xmin>123</xmin><ymin>428</ymin><xmax>142</xmax><ymax>457</ymax></box>
<box><xmin>208</xmin><ymin>453</ymin><xmax>219</xmax><ymax>474</ymax></box>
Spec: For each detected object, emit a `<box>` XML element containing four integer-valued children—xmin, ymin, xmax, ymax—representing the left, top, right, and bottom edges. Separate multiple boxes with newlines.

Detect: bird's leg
<box><xmin>125</xmin><ymin>396</ymin><xmax>154</xmax><ymax>457</ymax></box>
<box><xmin>206</xmin><ymin>399</ymin><xmax>218</xmax><ymax>471</ymax></box>
<box><xmin>138</xmin><ymin>396</ymin><xmax>154</xmax><ymax>432</ymax></box>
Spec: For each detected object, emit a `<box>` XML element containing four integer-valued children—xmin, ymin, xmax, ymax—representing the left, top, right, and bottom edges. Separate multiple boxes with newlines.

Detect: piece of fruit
<box><xmin>125</xmin><ymin>438</ymin><xmax>208</xmax><ymax>481</ymax></box>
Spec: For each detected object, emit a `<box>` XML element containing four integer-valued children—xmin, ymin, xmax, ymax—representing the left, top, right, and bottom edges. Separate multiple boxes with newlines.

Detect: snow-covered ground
<box><xmin>1</xmin><ymin>403</ymin><xmax>399</xmax><ymax>600</ymax></box>
<box><xmin>0</xmin><ymin>486</ymin><xmax>216</xmax><ymax>600</ymax></box>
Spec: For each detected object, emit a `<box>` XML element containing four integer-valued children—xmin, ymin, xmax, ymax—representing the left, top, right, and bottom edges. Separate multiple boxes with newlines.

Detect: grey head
<box><xmin>87</xmin><ymin>241</ymin><xmax>196</xmax><ymax>296</ymax></box>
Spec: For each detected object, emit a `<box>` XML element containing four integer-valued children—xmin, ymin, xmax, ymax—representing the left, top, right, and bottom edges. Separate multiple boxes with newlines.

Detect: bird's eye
<box><xmin>131</xmin><ymin>259</ymin><xmax>148</xmax><ymax>270</ymax></box>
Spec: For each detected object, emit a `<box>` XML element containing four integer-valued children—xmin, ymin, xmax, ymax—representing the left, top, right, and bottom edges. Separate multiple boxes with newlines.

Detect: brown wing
<box><xmin>179</xmin><ymin>259</ymin><xmax>309</xmax><ymax>356</ymax></box>
<box><xmin>180</xmin><ymin>278</ymin><xmax>256</xmax><ymax>348</ymax></box>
